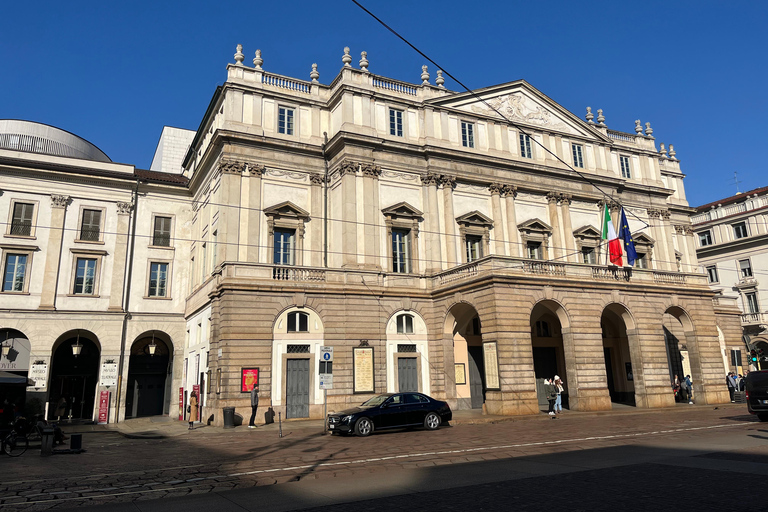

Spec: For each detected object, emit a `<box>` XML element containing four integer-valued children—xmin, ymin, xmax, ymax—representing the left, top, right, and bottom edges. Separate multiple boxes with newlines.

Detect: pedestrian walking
<box><xmin>188</xmin><ymin>390</ymin><xmax>199</xmax><ymax>430</ymax></box>
<box><xmin>685</xmin><ymin>375</ymin><xmax>693</xmax><ymax>404</ymax></box>
<box><xmin>726</xmin><ymin>372</ymin><xmax>736</xmax><ymax>402</ymax></box>
<box><xmin>673</xmin><ymin>374</ymin><xmax>681</xmax><ymax>402</ymax></box>
<box><xmin>544</xmin><ymin>378</ymin><xmax>557</xmax><ymax>417</ymax></box>
<box><xmin>554</xmin><ymin>375</ymin><xmax>564</xmax><ymax>414</ymax></box>
<box><xmin>248</xmin><ymin>383</ymin><xmax>259</xmax><ymax>428</ymax></box>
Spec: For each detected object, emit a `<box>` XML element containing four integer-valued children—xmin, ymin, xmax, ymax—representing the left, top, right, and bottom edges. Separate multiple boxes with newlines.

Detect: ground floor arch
<box><xmin>530</xmin><ymin>300</ymin><xmax>570</xmax><ymax>410</ymax></box>
<box><xmin>48</xmin><ymin>330</ymin><xmax>100</xmax><ymax>421</ymax></box>
<box><xmin>126</xmin><ymin>331</ymin><xmax>173</xmax><ymax>418</ymax></box>
<box><xmin>663</xmin><ymin>306</ymin><xmax>699</xmax><ymax>402</ymax></box>
<box><xmin>0</xmin><ymin>328</ymin><xmax>31</xmax><ymax>422</ymax></box>
<box><xmin>601</xmin><ymin>304</ymin><xmax>636</xmax><ymax>406</ymax></box>
<box><xmin>447</xmin><ymin>302</ymin><xmax>485</xmax><ymax>410</ymax></box>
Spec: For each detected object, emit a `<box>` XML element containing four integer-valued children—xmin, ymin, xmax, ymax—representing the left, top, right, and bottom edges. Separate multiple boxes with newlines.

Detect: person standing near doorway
<box><xmin>188</xmin><ymin>390</ymin><xmax>199</xmax><ymax>430</ymax></box>
<box><xmin>726</xmin><ymin>372</ymin><xmax>736</xmax><ymax>402</ymax></box>
<box><xmin>554</xmin><ymin>375</ymin><xmax>564</xmax><ymax>414</ymax></box>
<box><xmin>685</xmin><ymin>375</ymin><xmax>693</xmax><ymax>404</ymax></box>
<box><xmin>545</xmin><ymin>378</ymin><xmax>557</xmax><ymax>417</ymax></box>
<box><xmin>248</xmin><ymin>384</ymin><xmax>259</xmax><ymax>428</ymax></box>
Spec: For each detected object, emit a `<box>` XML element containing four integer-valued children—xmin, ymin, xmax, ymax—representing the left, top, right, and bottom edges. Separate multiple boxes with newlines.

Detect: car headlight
<box><xmin>341</xmin><ymin>415</ymin><xmax>353</xmax><ymax>423</ymax></box>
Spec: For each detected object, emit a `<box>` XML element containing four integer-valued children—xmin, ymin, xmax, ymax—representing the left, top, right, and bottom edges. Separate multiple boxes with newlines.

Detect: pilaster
<box><xmin>362</xmin><ymin>163</ymin><xmax>382</xmax><ymax>269</ymax></box>
<box><xmin>339</xmin><ymin>161</ymin><xmax>359</xmax><ymax>267</ymax></box>
<box><xmin>559</xmin><ymin>194</ymin><xmax>575</xmax><ymax>263</ymax></box>
<box><xmin>489</xmin><ymin>183</ymin><xmax>506</xmax><ymax>256</ymax></box>
<box><xmin>309</xmin><ymin>173</ymin><xmax>325</xmax><ymax>267</ymax></box>
<box><xmin>107</xmin><ymin>201</ymin><xmax>133</xmax><ymax>311</ymax></box>
<box><xmin>244</xmin><ymin>163</ymin><xmax>265</xmax><ymax>263</ymax></box>
<box><xmin>421</xmin><ymin>173</ymin><xmax>442</xmax><ymax>273</ymax></box>
<box><xmin>218</xmin><ymin>160</ymin><xmax>245</xmax><ymax>263</ymax></box>
<box><xmin>38</xmin><ymin>194</ymin><xmax>70</xmax><ymax>310</ymax></box>
<box><xmin>546</xmin><ymin>192</ymin><xmax>563</xmax><ymax>260</ymax></box>
<box><xmin>439</xmin><ymin>175</ymin><xmax>457</xmax><ymax>267</ymax></box>
<box><xmin>502</xmin><ymin>186</ymin><xmax>520</xmax><ymax>257</ymax></box>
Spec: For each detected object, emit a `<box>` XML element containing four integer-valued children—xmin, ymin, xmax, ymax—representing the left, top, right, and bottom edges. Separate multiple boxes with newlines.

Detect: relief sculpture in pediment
<box><xmin>470</xmin><ymin>93</ymin><xmax>576</xmax><ymax>134</ymax></box>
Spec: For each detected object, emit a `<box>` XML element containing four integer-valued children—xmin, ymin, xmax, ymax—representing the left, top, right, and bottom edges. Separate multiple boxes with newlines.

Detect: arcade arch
<box><xmin>530</xmin><ymin>300</ymin><xmax>570</xmax><ymax>410</ymax></box>
<box><xmin>125</xmin><ymin>331</ymin><xmax>173</xmax><ymax>418</ymax></box>
<box><xmin>663</xmin><ymin>306</ymin><xmax>698</xmax><ymax>401</ymax></box>
<box><xmin>601</xmin><ymin>304</ymin><xmax>636</xmax><ymax>406</ymax></box>
<box><xmin>48</xmin><ymin>330</ymin><xmax>100</xmax><ymax>421</ymax></box>
<box><xmin>446</xmin><ymin>302</ymin><xmax>484</xmax><ymax>410</ymax></box>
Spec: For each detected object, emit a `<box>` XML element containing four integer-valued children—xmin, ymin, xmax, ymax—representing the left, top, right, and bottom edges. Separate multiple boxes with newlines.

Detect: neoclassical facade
<box><xmin>0</xmin><ymin>46</ymin><xmax>743</xmax><ymax>424</ymax></box>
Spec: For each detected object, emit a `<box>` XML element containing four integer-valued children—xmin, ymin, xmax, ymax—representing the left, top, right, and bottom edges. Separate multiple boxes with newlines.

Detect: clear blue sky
<box><xmin>1</xmin><ymin>1</ymin><xmax>765</xmax><ymax>207</ymax></box>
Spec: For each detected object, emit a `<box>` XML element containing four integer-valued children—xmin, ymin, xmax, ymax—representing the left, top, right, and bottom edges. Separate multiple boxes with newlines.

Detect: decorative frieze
<box><xmin>50</xmin><ymin>194</ymin><xmax>70</xmax><ymax>209</ymax></box>
<box><xmin>116</xmin><ymin>201</ymin><xmax>133</xmax><ymax>215</ymax></box>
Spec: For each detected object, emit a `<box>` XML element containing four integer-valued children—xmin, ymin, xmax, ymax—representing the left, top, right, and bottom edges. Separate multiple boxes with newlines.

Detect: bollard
<box><xmin>70</xmin><ymin>433</ymin><xmax>83</xmax><ymax>452</ymax></box>
<box><xmin>40</xmin><ymin>426</ymin><xmax>55</xmax><ymax>456</ymax></box>
<box><xmin>278</xmin><ymin>412</ymin><xmax>282</xmax><ymax>438</ymax></box>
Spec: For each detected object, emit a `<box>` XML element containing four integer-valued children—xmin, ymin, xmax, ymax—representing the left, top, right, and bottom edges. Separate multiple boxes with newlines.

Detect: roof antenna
<box><xmin>730</xmin><ymin>171</ymin><xmax>742</xmax><ymax>195</ymax></box>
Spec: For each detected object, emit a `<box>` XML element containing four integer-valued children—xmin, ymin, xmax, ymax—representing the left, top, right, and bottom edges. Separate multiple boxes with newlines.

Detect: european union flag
<box><xmin>618</xmin><ymin>208</ymin><xmax>637</xmax><ymax>266</ymax></box>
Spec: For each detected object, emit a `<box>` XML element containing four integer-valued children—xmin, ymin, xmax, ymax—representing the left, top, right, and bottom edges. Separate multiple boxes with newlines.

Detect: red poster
<box><xmin>193</xmin><ymin>384</ymin><xmax>201</xmax><ymax>422</ymax></box>
<box><xmin>241</xmin><ymin>368</ymin><xmax>259</xmax><ymax>393</ymax></box>
<box><xmin>98</xmin><ymin>391</ymin><xmax>110</xmax><ymax>424</ymax></box>
<box><xmin>178</xmin><ymin>387</ymin><xmax>184</xmax><ymax>421</ymax></box>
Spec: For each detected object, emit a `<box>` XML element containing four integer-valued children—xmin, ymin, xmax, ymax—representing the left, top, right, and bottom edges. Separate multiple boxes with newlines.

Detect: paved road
<box><xmin>1</xmin><ymin>405</ymin><xmax>765</xmax><ymax>511</ymax></box>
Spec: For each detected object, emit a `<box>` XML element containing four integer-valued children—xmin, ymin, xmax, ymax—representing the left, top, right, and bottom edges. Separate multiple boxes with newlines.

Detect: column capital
<box><xmin>247</xmin><ymin>163</ymin><xmax>266</xmax><ymax>176</ymax></box>
<box><xmin>116</xmin><ymin>201</ymin><xmax>133</xmax><ymax>215</ymax></box>
<box><xmin>420</xmin><ymin>173</ymin><xmax>439</xmax><ymax>186</ymax></box>
<box><xmin>219</xmin><ymin>159</ymin><xmax>247</xmax><ymax>174</ymax></box>
<box><xmin>361</xmin><ymin>163</ymin><xmax>382</xmax><ymax>178</ymax></box>
<box><xmin>50</xmin><ymin>194</ymin><xmax>70</xmax><ymax>209</ymax></box>
<box><xmin>559</xmin><ymin>193</ymin><xmax>572</xmax><ymax>206</ymax></box>
<box><xmin>501</xmin><ymin>184</ymin><xmax>517</xmax><ymax>198</ymax></box>
<box><xmin>646</xmin><ymin>208</ymin><xmax>662</xmax><ymax>219</ymax></box>
<box><xmin>438</xmin><ymin>174</ymin><xmax>456</xmax><ymax>189</ymax></box>
<box><xmin>337</xmin><ymin>160</ymin><xmax>358</xmax><ymax>177</ymax></box>
<box><xmin>489</xmin><ymin>182</ymin><xmax>504</xmax><ymax>196</ymax></box>
<box><xmin>309</xmin><ymin>173</ymin><xmax>327</xmax><ymax>185</ymax></box>
<box><xmin>546</xmin><ymin>191</ymin><xmax>559</xmax><ymax>204</ymax></box>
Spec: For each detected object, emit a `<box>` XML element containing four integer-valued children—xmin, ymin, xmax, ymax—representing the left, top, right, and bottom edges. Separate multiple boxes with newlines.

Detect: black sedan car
<box><xmin>745</xmin><ymin>370</ymin><xmax>768</xmax><ymax>421</ymax></box>
<box><xmin>327</xmin><ymin>392</ymin><xmax>452</xmax><ymax>436</ymax></box>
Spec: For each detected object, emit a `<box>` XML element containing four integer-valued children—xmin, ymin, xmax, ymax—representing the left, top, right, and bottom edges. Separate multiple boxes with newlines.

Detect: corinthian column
<box><xmin>108</xmin><ymin>201</ymin><xmax>133</xmax><ymax>311</ymax></box>
<box><xmin>489</xmin><ymin>183</ymin><xmax>506</xmax><ymax>256</ymax></box>
<box><xmin>362</xmin><ymin>163</ymin><xmax>382</xmax><ymax>270</ymax></box>
<box><xmin>440</xmin><ymin>175</ymin><xmax>457</xmax><ymax>267</ymax></box>
<box><xmin>39</xmin><ymin>194</ymin><xmax>70</xmax><ymax>310</ymax></box>
<box><xmin>421</xmin><ymin>173</ymin><xmax>442</xmax><ymax>272</ymax></box>
<box><xmin>502</xmin><ymin>185</ymin><xmax>520</xmax><ymax>257</ymax></box>
<box><xmin>546</xmin><ymin>192</ymin><xmax>563</xmax><ymax>260</ymax></box>
<box><xmin>559</xmin><ymin>194</ymin><xmax>575</xmax><ymax>262</ymax></box>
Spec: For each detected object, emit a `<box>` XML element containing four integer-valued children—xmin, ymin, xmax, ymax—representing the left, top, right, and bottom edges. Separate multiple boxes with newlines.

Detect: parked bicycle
<box><xmin>1</xmin><ymin>417</ymin><xmax>32</xmax><ymax>457</ymax></box>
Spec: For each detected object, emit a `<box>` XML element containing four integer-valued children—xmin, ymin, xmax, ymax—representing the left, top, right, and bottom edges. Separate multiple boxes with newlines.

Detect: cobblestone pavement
<box><xmin>0</xmin><ymin>404</ymin><xmax>761</xmax><ymax>511</ymax></box>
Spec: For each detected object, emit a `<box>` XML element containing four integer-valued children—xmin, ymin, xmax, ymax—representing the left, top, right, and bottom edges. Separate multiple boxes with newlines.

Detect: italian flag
<box><xmin>602</xmin><ymin>204</ymin><xmax>623</xmax><ymax>266</ymax></box>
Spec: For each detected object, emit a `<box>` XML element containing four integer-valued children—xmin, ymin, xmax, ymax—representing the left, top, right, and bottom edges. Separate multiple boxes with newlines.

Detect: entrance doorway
<box><xmin>447</xmin><ymin>303</ymin><xmax>485</xmax><ymax>410</ymax></box>
<box><xmin>531</xmin><ymin>301</ymin><xmax>568</xmax><ymax>411</ymax></box>
<box><xmin>398</xmin><ymin>357</ymin><xmax>418</xmax><ymax>392</ymax></box>
<box><xmin>126</xmin><ymin>333</ymin><xmax>172</xmax><ymax>418</ymax></box>
<box><xmin>49</xmin><ymin>331</ymin><xmax>100</xmax><ymax>422</ymax></box>
<box><xmin>602</xmin><ymin>305</ymin><xmax>636</xmax><ymax>406</ymax></box>
<box><xmin>467</xmin><ymin>346</ymin><xmax>485</xmax><ymax>409</ymax></box>
<box><xmin>286</xmin><ymin>358</ymin><xmax>309</xmax><ymax>418</ymax></box>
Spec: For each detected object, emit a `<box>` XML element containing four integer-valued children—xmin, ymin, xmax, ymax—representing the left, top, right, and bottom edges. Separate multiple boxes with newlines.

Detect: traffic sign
<box><xmin>319</xmin><ymin>373</ymin><xmax>333</xmax><ymax>390</ymax></box>
<box><xmin>320</xmin><ymin>346</ymin><xmax>333</xmax><ymax>362</ymax></box>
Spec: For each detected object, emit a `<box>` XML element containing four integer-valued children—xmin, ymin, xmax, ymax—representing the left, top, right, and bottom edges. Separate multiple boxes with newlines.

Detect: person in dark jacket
<box><xmin>544</xmin><ymin>378</ymin><xmax>557</xmax><ymax>417</ymax></box>
<box><xmin>726</xmin><ymin>372</ymin><xmax>736</xmax><ymax>402</ymax></box>
<box><xmin>248</xmin><ymin>384</ymin><xmax>259</xmax><ymax>428</ymax></box>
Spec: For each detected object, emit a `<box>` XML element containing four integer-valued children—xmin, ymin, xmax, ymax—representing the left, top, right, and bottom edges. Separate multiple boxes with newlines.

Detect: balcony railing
<box><xmin>741</xmin><ymin>312</ymin><xmax>768</xmax><ymax>326</ymax></box>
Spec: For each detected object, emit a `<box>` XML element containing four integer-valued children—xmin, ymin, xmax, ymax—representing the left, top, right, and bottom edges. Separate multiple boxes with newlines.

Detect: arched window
<box><xmin>287</xmin><ymin>311</ymin><xmax>309</xmax><ymax>333</ymax></box>
<box><xmin>396</xmin><ymin>314</ymin><xmax>414</xmax><ymax>334</ymax></box>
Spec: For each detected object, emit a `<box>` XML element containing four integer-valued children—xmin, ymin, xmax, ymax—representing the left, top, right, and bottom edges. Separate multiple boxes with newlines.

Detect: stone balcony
<box><xmin>741</xmin><ymin>311</ymin><xmax>768</xmax><ymax>329</ymax></box>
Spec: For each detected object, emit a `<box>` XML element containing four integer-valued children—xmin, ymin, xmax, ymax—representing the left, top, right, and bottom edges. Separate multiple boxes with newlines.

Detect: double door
<box><xmin>286</xmin><ymin>358</ymin><xmax>310</xmax><ymax>418</ymax></box>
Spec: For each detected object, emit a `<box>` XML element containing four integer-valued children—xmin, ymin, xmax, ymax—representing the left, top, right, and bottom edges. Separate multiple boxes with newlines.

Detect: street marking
<box><xmin>1</xmin><ymin>421</ymin><xmax>750</xmax><ymax>507</ymax></box>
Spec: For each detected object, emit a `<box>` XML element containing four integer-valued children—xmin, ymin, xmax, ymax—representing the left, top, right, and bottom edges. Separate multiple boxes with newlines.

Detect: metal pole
<box><xmin>323</xmin><ymin>388</ymin><xmax>327</xmax><ymax>434</ymax></box>
<box><xmin>278</xmin><ymin>412</ymin><xmax>283</xmax><ymax>438</ymax></box>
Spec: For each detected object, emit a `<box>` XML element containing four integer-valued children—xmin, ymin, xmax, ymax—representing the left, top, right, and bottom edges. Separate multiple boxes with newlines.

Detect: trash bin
<box><xmin>40</xmin><ymin>426</ymin><xmax>55</xmax><ymax>456</ymax></box>
<box><xmin>223</xmin><ymin>407</ymin><xmax>236</xmax><ymax>428</ymax></box>
<box><xmin>70</xmin><ymin>433</ymin><xmax>83</xmax><ymax>451</ymax></box>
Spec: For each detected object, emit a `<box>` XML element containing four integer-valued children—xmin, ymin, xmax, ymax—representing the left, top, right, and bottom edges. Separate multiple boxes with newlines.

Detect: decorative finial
<box><xmin>669</xmin><ymin>144</ymin><xmax>676</xmax><ymax>159</ymax></box>
<box><xmin>586</xmin><ymin>107</ymin><xmax>594</xmax><ymax>124</ymax></box>
<box><xmin>659</xmin><ymin>143</ymin><xmax>667</xmax><ymax>157</ymax></box>
<box><xmin>359</xmin><ymin>51</ymin><xmax>369</xmax><ymax>72</ymax></box>
<box><xmin>634</xmin><ymin>120</ymin><xmax>643</xmax><ymax>134</ymax></box>
<box><xmin>645</xmin><ymin>122</ymin><xmax>653</xmax><ymax>138</ymax></box>
<box><xmin>597</xmin><ymin>109</ymin><xmax>605</xmax><ymax>125</ymax></box>
<box><xmin>436</xmin><ymin>70</ymin><xmax>445</xmax><ymax>88</ymax></box>
<box><xmin>253</xmin><ymin>49</ymin><xmax>263</xmax><ymax>70</ymax></box>
<box><xmin>342</xmin><ymin>47</ymin><xmax>352</xmax><ymax>67</ymax></box>
<box><xmin>421</xmin><ymin>65</ymin><xmax>430</xmax><ymax>85</ymax></box>
<box><xmin>310</xmin><ymin>63</ymin><xmax>320</xmax><ymax>83</ymax></box>
<box><xmin>234</xmin><ymin>44</ymin><xmax>244</xmax><ymax>66</ymax></box>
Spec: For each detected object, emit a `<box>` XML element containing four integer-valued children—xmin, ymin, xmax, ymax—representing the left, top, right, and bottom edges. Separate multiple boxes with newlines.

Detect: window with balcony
<box><xmin>519</xmin><ymin>133</ymin><xmax>532</xmax><ymax>158</ymax></box>
<box><xmin>392</xmin><ymin>228</ymin><xmax>411</xmax><ymax>273</ymax></box>
<box><xmin>396</xmin><ymin>314</ymin><xmax>414</xmax><ymax>334</ymax></box>
<box><xmin>706</xmin><ymin>265</ymin><xmax>719</xmax><ymax>284</ymax></box>
<box><xmin>79</xmin><ymin>209</ymin><xmax>102</xmax><ymax>242</ymax></box>
<box><xmin>2</xmin><ymin>253</ymin><xmax>28</xmax><ymax>292</ymax></box>
<box><xmin>148</xmin><ymin>262</ymin><xmax>169</xmax><ymax>297</ymax></box>
<box><xmin>273</xmin><ymin>228</ymin><xmax>295</xmax><ymax>266</ymax></box>
<box><xmin>698</xmin><ymin>231</ymin><xmax>713</xmax><ymax>247</ymax></box>
<box><xmin>153</xmin><ymin>216</ymin><xmax>172</xmax><ymax>246</ymax></box>
<box><xmin>746</xmin><ymin>292</ymin><xmax>759</xmax><ymax>314</ymax></box>
<box><xmin>278</xmin><ymin>106</ymin><xmax>295</xmax><ymax>135</ymax></box>
<box><xmin>73</xmin><ymin>257</ymin><xmax>98</xmax><ymax>295</ymax></box>
<box><xmin>571</xmin><ymin>143</ymin><xmax>584</xmax><ymax>168</ymax></box>
<box><xmin>733</xmin><ymin>222</ymin><xmax>749</xmax><ymax>239</ymax></box>
<box><xmin>465</xmin><ymin>235</ymin><xmax>483</xmax><ymax>263</ymax></box>
<box><xmin>582</xmin><ymin>247</ymin><xmax>596</xmax><ymax>264</ymax></box>
<box><xmin>527</xmin><ymin>241</ymin><xmax>542</xmax><ymax>260</ymax></box>
<box><xmin>461</xmin><ymin>121</ymin><xmax>475</xmax><ymax>148</ymax></box>
<box><xmin>389</xmin><ymin>108</ymin><xmax>403</xmax><ymax>137</ymax></box>
<box><xmin>620</xmin><ymin>155</ymin><xmax>631</xmax><ymax>179</ymax></box>
<box><xmin>287</xmin><ymin>311</ymin><xmax>309</xmax><ymax>332</ymax></box>
<box><xmin>10</xmin><ymin>202</ymin><xmax>34</xmax><ymax>236</ymax></box>
<box><xmin>740</xmin><ymin>259</ymin><xmax>753</xmax><ymax>278</ymax></box>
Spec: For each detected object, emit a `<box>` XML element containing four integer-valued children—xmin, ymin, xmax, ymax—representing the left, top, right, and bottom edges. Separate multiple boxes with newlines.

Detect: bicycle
<box><xmin>1</xmin><ymin>428</ymin><xmax>28</xmax><ymax>457</ymax></box>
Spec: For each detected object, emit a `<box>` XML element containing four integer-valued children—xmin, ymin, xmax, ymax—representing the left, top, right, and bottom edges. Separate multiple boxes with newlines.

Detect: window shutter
<box><xmin>154</xmin><ymin>217</ymin><xmax>172</xmax><ymax>246</ymax></box>
<box><xmin>81</xmin><ymin>210</ymin><xmax>101</xmax><ymax>241</ymax></box>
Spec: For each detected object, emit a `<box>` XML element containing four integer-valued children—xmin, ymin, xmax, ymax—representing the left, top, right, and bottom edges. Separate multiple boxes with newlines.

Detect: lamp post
<box><xmin>72</xmin><ymin>330</ymin><xmax>83</xmax><ymax>357</ymax></box>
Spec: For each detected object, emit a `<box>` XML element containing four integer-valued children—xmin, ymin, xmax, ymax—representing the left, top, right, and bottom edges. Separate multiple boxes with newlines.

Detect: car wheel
<box><xmin>355</xmin><ymin>417</ymin><xmax>373</xmax><ymax>437</ymax></box>
<box><xmin>757</xmin><ymin>413</ymin><xmax>768</xmax><ymax>422</ymax></box>
<box><xmin>424</xmin><ymin>412</ymin><xmax>441</xmax><ymax>430</ymax></box>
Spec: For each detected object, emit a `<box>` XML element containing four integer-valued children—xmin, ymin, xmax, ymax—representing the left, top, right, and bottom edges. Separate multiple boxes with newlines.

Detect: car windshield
<box><xmin>360</xmin><ymin>395</ymin><xmax>391</xmax><ymax>407</ymax></box>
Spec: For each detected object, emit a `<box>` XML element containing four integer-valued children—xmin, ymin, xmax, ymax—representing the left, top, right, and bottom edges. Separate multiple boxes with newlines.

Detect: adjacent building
<box><xmin>0</xmin><ymin>45</ymin><xmax>742</xmax><ymax>425</ymax></box>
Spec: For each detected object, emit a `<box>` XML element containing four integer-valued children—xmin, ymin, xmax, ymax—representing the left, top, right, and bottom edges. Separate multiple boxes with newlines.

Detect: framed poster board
<box><xmin>483</xmin><ymin>342</ymin><xmax>500</xmax><ymax>390</ymax></box>
<box><xmin>454</xmin><ymin>363</ymin><xmax>466</xmax><ymax>385</ymax></box>
<box><xmin>241</xmin><ymin>367</ymin><xmax>259</xmax><ymax>392</ymax></box>
<box><xmin>353</xmin><ymin>346</ymin><xmax>375</xmax><ymax>394</ymax></box>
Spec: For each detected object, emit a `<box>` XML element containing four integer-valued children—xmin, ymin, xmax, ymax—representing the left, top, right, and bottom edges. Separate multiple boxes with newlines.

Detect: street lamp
<box><xmin>72</xmin><ymin>330</ymin><xmax>83</xmax><ymax>357</ymax></box>
<box><xmin>148</xmin><ymin>331</ymin><xmax>157</xmax><ymax>357</ymax></box>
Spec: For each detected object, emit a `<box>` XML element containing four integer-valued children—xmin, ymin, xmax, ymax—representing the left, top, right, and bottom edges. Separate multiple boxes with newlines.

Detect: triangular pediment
<box><xmin>633</xmin><ymin>232</ymin><xmax>655</xmax><ymax>245</ymax></box>
<box><xmin>456</xmin><ymin>210</ymin><xmax>494</xmax><ymax>227</ymax></box>
<box><xmin>428</xmin><ymin>80</ymin><xmax>610</xmax><ymax>142</ymax></box>
<box><xmin>517</xmin><ymin>218</ymin><xmax>552</xmax><ymax>233</ymax></box>
<box><xmin>382</xmin><ymin>201</ymin><xmax>423</xmax><ymax>218</ymax></box>
<box><xmin>263</xmin><ymin>201</ymin><xmax>309</xmax><ymax>219</ymax></box>
<box><xmin>573</xmin><ymin>224</ymin><xmax>602</xmax><ymax>239</ymax></box>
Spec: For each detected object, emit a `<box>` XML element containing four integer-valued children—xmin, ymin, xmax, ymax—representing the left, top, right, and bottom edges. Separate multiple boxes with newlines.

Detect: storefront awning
<box><xmin>0</xmin><ymin>371</ymin><xmax>30</xmax><ymax>385</ymax></box>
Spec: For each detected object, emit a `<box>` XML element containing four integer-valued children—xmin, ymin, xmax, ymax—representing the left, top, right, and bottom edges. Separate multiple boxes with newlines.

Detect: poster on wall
<box><xmin>178</xmin><ymin>387</ymin><xmax>184</xmax><ymax>421</ymax></box>
<box><xmin>100</xmin><ymin>362</ymin><xmax>118</xmax><ymax>387</ymax></box>
<box><xmin>353</xmin><ymin>347</ymin><xmax>374</xmax><ymax>394</ymax></box>
<box><xmin>483</xmin><ymin>342</ymin><xmax>500</xmax><ymax>390</ymax></box>
<box><xmin>241</xmin><ymin>368</ymin><xmax>259</xmax><ymax>392</ymax></box>
<box><xmin>97</xmin><ymin>391</ymin><xmax>110</xmax><ymax>424</ymax></box>
<box><xmin>454</xmin><ymin>363</ymin><xmax>466</xmax><ymax>385</ymax></box>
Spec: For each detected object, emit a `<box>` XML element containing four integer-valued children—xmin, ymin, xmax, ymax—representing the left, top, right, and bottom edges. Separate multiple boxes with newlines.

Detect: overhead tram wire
<box><xmin>350</xmin><ymin>0</ymin><xmax>652</xmax><ymax>232</ymax></box>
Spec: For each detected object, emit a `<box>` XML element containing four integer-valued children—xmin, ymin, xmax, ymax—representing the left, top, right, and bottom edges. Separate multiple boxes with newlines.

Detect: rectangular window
<box><xmin>10</xmin><ymin>202</ymin><xmax>34</xmax><ymax>236</ymax></box>
<box><xmin>698</xmin><ymin>231</ymin><xmax>712</xmax><ymax>247</ymax></box>
<box><xmin>2</xmin><ymin>254</ymin><xmax>27</xmax><ymax>292</ymax></box>
<box><xmin>461</xmin><ymin>121</ymin><xmax>475</xmax><ymax>148</ymax></box>
<box><xmin>581</xmin><ymin>247</ymin><xmax>596</xmax><ymax>264</ymax></box>
<box><xmin>519</xmin><ymin>133</ymin><xmax>532</xmax><ymax>158</ymax></box>
<box><xmin>392</xmin><ymin>228</ymin><xmax>411</xmax><ymax>273</ymax></box>
<box><xmin>465</xmin><ymin>235</ymin><xmax>482</xmax><ymax>263</ymax></box>
<box><xmin>527</xmin><ymin>242</ymin><xmax>542</xmax><ymax>260</ymax></box>
<box><xmin>79</xmin><ymin>209</ymin><xmax>102</xmax><ymax>241</ymax></box>
<box><xmin>706</xmin><ymin>265</ymin><xmax>719</xmax><ymax>283</ymax></box>
<box><xmin>73</xmin><ymin>257</ymin><xmax>97</xmax><ymax>295</ymax></box>
<box><xmin>746</xmin><ymin>292</ymin><xmax>759</xmax><ymax>314</ymax></box>
<box><xmin>636</xmin><ymin>252</ymin><xmax>649</xmax><ymax>269</ymax></box>
<box><xmin>620</xmin><ymin>155</ymin><xmax>631</xmax><ymax>179</ymax></box>
<box><xmin>273</xmin><ymin>228</ymin><xmax>295</xmax><ymax>265</ymax></box>
<box><xmin>148</xmin><ymin>262</ymin><xmax>169</xmax><ymax>297</ymax></box>
<box><xmin>389</xmin><ymin>108</ymin><xmax>403</xmax><ymax>137</ymax></box>
<box><xmin>153</xmin><ymin>216</ymin><xmax>172</xmax><ymax>246</ymax></box>
<box><xmin>535</xmin><ymin>320</ymin><xmax>550</xmax><ymax>338</ymax></box>
<box><xmin>278</xmin><ymin>106</ymin><xmax>295</xmax><ymax>135</ymax></box>
<box><xmin>739</xmin><ymin>259</ymin><xmax>753</xmax><ymax>278</ymax></box>
<box><xmin>733</xmin><ymin>222</ymin><xmax>748</xmax><ymax>239</ymax></box>
<box><xmin>571</xmin><ymin>143</ymin><xmax>584</xmax><ymax>168</ymax></box>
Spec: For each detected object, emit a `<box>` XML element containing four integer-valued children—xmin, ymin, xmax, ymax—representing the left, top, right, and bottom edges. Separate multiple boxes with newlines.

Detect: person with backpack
<box><xmin>544</xmin><ymin>378</ymin><xmax>557</xmax><ymax>418</ymax></box>
<box><xmin>684</xmin><ymin>375</ymin><xmax>693</xmax><ymax>404</ymax></box>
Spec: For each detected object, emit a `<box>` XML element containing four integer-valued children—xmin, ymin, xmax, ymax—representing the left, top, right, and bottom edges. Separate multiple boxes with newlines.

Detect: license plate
<box><xmin>329</xmin><ymin>424</ymin><xmax>335</xmax><ymax>429</ymax></box>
